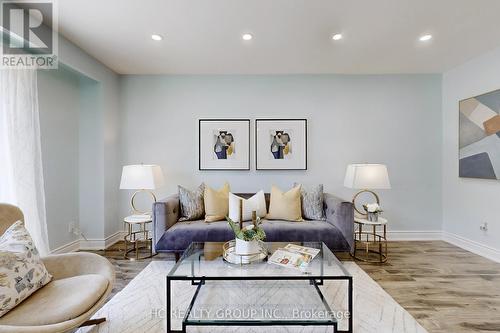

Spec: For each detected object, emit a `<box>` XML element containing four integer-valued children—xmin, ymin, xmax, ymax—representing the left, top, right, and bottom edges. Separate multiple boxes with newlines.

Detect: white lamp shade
<box><xmin>119</xmin><ymin>164</ymin><xmax>164</xmax><ymax>190</ymax></box>
<box><xmin>344</xmin><ymin>164</ymin><xmax>391</xmax><ymax>190</ymax></box>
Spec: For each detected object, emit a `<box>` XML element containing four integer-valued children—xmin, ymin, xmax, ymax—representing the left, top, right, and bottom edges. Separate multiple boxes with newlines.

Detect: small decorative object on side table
<box><xmin>123</xmin><ymin>214</ymin><xmax>153</xmax><ymax>260</ymax></box>
<box><xmin>363</xmin><ymin>203</ymin><xmax>383</xmax><ymax>222</ymax></box>
<box><xmin>353</xmin><ymin>216</ymin><xmax>388</xmax><ymax>263</ymax></box>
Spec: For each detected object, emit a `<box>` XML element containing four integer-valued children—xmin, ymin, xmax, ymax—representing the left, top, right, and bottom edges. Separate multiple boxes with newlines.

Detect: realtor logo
<box><xmin>1</xmin><ymin>0</ymin><xmax>58</xmax><ymax>69</ymax></box>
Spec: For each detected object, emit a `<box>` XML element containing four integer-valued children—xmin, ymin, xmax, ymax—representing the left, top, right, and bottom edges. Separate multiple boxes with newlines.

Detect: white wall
<box><xmin>120</xmin><ymin>74</ymin><xmax>442</xmax><ymax>233</ymax></box>
<box><xmin>442</xmin><ymin>46</ymin><xmax>500</xmax><ymax>259</ymax></box>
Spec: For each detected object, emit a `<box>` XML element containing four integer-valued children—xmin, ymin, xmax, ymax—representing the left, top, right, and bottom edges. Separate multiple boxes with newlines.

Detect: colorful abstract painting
<box><xmin>199</xmin><ymin>119</ymin><xmax>250</xmax><ymax>170</ymax></box>
<box><xmin>256</xmin><ymin>119</ymin><xmax>307</xmax><ymax>170</ymax></box>
<box><xmin>459</xmin><ymin>89</ymin><xmax>500</xmax><ymax>179</ymax></box>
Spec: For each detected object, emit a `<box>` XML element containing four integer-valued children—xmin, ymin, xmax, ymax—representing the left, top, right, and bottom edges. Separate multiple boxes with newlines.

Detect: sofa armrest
<box><xmin>153</xmin><ymin>194</ymin><xmax>180</xmax><ymax>254</ymax></box>
<box><xmin>324</xmin><ymin>193</ymin><xmax>354</xmax><ymax>254</ymax></box>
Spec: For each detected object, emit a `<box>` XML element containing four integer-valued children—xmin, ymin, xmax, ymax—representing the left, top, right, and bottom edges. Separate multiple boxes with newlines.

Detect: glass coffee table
<box><xmin>166</xmin><ymin>242</ymin><xmax>352</xmax><ymax>333</ymax></box>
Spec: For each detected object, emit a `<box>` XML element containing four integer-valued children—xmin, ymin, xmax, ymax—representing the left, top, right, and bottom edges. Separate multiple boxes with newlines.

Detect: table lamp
<box><xmin>120</xmin><ymin>164</ymin><xmax>165</xmax><ymax>215</ymax></box>
<box><xmin>344</xmin><ymin>163</ymin><xmax>391</xmax><ymax>216</ymax></box>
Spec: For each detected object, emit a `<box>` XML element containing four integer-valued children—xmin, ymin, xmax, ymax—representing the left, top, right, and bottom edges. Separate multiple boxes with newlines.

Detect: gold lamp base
<box><xmin>352</xmin><ymin>189</ymin><xmax>380</xmax><ymax>217</ymax></box>
<box><xmin>130</xmin><ymin>189</ymin><xmax>157</xmax><ymax>215</ymax></box>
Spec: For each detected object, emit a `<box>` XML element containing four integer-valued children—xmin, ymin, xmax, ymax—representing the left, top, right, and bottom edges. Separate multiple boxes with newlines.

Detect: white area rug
<box><xmin>78</xmin><ymin>261</ymin><xmax>427</xmax><ymax>333</ymax></box>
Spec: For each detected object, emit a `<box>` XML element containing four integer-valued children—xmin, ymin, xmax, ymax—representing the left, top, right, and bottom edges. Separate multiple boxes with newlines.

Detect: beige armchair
<box><xmin>0</xmin><ymin>204</ymin><xmax>115</xmax><ymax>333</ymax></box>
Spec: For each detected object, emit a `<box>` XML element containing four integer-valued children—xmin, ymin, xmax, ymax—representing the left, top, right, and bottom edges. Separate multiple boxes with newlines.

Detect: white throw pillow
<box><xmin>0</xmin><ymin>221</ymin><xmax>52</xmax><ymax>318</ymax></box>
<box><xmin>228</xmin><ymin>191</ymin><xmax>267</xmax><ymax>222</ymax></box>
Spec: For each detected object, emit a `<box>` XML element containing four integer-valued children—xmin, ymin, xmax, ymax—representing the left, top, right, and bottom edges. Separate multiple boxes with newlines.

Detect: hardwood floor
<box><xmin>89</xmin><ymin>241</ymin><xmax>500</xmax><ymax>333</ymax></box>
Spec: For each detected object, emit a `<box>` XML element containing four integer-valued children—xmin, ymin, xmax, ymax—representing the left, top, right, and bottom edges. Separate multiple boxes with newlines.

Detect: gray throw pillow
<box><xmin>178</xmin><ymin>183</ymin><xmax>205</xmax><ymax>221</ymax></box>
<box><xmin>293</xmin><ymin>183</ymin><xmax>326</xmax><ymax>221</ymax></box>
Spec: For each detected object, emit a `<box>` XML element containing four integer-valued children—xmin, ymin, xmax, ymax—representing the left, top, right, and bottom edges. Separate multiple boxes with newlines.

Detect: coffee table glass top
<box><xmin>168</xmin><ymin>241</ymin><xmax>350</xmax><ymax>278</ymax></box>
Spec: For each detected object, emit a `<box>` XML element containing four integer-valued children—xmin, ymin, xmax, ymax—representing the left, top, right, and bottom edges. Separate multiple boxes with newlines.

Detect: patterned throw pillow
<box><xmin>294</xmin><ymin>183</ymin><xmax>326</xmax><ymax>220</ymax></box>
<box><xmin>178</xmin><ymin>183</ymin><xmax>205</xmax><ymax>221</ymax></box>
<box><xmin>0</xmin><ymin>221</ymin><xmax>52</xmax><ymax>318</ymax></box>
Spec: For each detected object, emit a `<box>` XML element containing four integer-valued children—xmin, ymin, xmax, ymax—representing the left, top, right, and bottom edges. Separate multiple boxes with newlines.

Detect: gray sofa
<box><xmin>153</xmin><ymin>192</ymin><xmax>354</xmax><ymax>256</ymax></box>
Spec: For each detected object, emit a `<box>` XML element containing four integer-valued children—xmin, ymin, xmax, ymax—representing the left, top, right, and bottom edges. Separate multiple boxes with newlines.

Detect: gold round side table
<box><xmin>353</xmin><ymin>216</ymin><xmax>388</xmax><ymax>263</ymax></box>
<box><xmin>123</xmin><ymin>214</ymin><xmax>153</xmax><ymax>260</ymax></box>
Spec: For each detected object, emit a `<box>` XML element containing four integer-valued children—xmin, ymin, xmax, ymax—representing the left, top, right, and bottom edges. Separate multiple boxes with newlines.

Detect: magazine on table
<box><xmin>268</xmin><ymin>244</ymin><xmax>320</xmax><ymax>270</ymax></box>
<box><xmin>284</xmin><ymin>243</ymin><xmax>321</xmax><ymax>258</ymax></box>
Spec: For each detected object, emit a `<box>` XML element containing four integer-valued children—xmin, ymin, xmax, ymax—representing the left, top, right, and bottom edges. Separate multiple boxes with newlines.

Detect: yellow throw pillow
<box><xmin>266</xmin><ymin>185</ymin><xmax>303</xmax><ymax>222</ymax></box>
<box><xmin>204</xmin><ymin>183</ymin><xmax>230</xmax><ymax>222</ymax></box>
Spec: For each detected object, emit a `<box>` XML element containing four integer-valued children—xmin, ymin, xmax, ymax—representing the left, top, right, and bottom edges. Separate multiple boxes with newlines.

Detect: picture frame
<box><xmin>255</xmin><ymin>119</ymin><xmax>307</xmax><ymax>170</ymax></box>
<box><xmin>459</xmin><ymin>89</ymin><xmax>500</xmax><ymax>179</ymax></box>
<box><xmin>199</xmin><ymin>119</ymin><xmax>250</xmax><ymax>170</ymax></box>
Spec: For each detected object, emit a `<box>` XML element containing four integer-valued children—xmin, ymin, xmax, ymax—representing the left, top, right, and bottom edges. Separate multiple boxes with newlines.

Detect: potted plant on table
<box><xmin>363</xmin><ymin>203</ymin><xmax>383</xmax><ymax>222</ymax></box>
<box><xmin>227</xmin><ymin>214</ymin><xmax>266</xmax><ymax>255</ymax></box>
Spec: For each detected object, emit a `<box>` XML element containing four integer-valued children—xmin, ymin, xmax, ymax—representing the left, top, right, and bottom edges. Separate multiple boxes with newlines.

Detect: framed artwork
<box><xmin>255</xmin><ymin>119</ymin><xmax>307</xmax><ymax>170</ymax></box>
<box><xmin>199</xmin><ymin>119</ymin><xmax>250</xmax><ymax>170</ymax></box>
<box><xmin>459</xmin><ymin>89</ymin><xmax>500</xmax><ymax>179</ymax></box>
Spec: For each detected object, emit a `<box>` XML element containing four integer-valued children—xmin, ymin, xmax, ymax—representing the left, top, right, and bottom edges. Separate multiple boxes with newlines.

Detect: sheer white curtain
<box><xmin>0</xmin><ymin>69</ymin><xmax>50</xmax><ymax>255</ymax></box>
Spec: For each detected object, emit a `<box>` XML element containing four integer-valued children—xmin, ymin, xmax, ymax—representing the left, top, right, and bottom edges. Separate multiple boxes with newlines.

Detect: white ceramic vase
<box><xmin>235</xmin><ymin>238</ymin><xmax>260</xmax><ymax>255</ymax></box>
<box><xmin>367</xmin><ymin>212</ymin><xmax>379</xmax><ymax>222</ymax></box>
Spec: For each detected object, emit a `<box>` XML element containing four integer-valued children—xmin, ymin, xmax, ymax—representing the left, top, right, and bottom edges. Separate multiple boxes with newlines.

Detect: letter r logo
<box><xmin>2</xmin><ymin>2</ymin><xmax>53</xmax><ymax>55</ymax></box>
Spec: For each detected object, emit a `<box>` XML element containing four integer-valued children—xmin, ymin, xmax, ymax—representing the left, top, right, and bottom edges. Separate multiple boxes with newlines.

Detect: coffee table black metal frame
<box><xmin>166</xmin><ymin>242</ymin><xmax>353</xmax><ymax>333</ymax></box>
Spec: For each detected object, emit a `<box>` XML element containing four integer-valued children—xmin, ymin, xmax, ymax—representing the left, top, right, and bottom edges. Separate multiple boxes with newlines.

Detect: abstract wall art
<box><xmin>199</xmin><ymin>119</ymin><xmax>250</xmax><ymax>170</ymax></box>
<box><xmin>459</xmin><ymin>89</ymin><xmax>500</xmax><ymax>179</ymax></box>
<box><xmin>255</xmin><ymin>119</ymin><xmax>307</xmax><ymax>170</ymax></box>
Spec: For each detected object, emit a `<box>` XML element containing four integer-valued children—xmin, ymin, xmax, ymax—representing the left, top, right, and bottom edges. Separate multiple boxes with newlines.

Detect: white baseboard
<box><xmin>80</xmin><ymin>231</ymin><xmax>126</xmax><ymax>250</ymax></box>
<box><xmin>106</xmin><ymin>230</ymin><xmax>127</xmax><ymax>248</ymax></box>
<box><xmin>387</xmin><ymin>230</ymin><xmax>500</xmax><ymax>262</ymax></box>
<box><xmin>51</xmin><ymin>231</ymin><xmax>126</xmax><ymax>253</ymax></box>
<box><xmin>443</xmin><ymin>231</ymin><xmax>500</xmax><ymax>263</ymax></box>
<box><xmin>50</xmin><ymin>239</ymin><xmax>81</xmax><ymax>254</ymax></box>
<box><xmin>387</xmin><ymin>230</ymin><xmax>443</xmax><ymax>241</ymax></box>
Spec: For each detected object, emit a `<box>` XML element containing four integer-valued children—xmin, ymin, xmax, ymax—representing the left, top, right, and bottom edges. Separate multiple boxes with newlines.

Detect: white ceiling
<box><xmin>57</xmin><ymin>0</ymin><xmax>500</xmax><ymax>75</ymax></box>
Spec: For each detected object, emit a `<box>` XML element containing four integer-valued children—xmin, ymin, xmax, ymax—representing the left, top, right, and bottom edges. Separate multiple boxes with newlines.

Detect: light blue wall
<box><xmin>442</xmin><ymin>45</ymin><xmax>500</xmax><ymax>258</ymax></box>
<box><xmin>120</xmin><ymin>74</ymin><xmax>443</xmax><ymax>233</ymax></box>
<box><xmin>38</xmin><ymin>66</ymin><xmax>99</xmax><ymax>250</ymax></box>
<box><xmin>36</xmin><ymin>33</ymin><xmax>121</xmax><ymax>251</ymax></box>
<box><xmin>59</xmin><ymin>36</ymin><xmax>123</xmax><ymax>240</ymax></box>
<box><xmin>58</xmin><ymin>34</ymin><xmax>122</xmax><ymax>244</ymax></box>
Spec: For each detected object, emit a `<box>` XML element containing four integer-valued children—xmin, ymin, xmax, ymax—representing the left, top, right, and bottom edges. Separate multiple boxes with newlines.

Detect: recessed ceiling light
<box><xmin>242</xmin><ymin>33</ymin><xmax>253</xmax><ymax>41</ymax></box>
<box><xmin>419</xmin><ymin>34</ymin><xmax>432</xmax><ymax>42</ymax></box>
<box><xmin>332</xmin><ymin>33</ymin><xmax>343</xmax><ymax>41</ymax></box>
<box><xmin>151</xmin><ymin>34</ymin><xmax>163</xmax><ymax>41</ymax></box>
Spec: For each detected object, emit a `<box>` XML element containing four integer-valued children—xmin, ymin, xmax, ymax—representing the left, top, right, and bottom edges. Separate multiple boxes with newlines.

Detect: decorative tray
<box><xmin>223</xmin><ymin>240</ymin><xmax>268</xmax><ymax>265</ymax></box>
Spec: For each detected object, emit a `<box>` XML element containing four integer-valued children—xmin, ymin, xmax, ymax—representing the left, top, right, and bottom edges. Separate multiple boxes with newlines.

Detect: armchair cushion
<box><xmin>0</xmin><ymin>274</ymin><xmax>108</xmax><ymax>326</ymax></box>
<box><xmin>0</xmin><ymin>221</ymin><xmax>52</xmax><ymax>318</ymax></box>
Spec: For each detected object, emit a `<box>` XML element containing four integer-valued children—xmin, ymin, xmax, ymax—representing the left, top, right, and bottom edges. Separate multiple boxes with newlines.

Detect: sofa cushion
<box><xmin>294</xmin><ymin>183</ymin><xmax>326</xmax><ymax>221</ymax></box>
<box><xmin>228</xmin><ymin>191</ymin><xmax>267</xmax><ymax>222</ymax></box>
<box><xmin>178</xmin><ymin>183</ymin><xmax>205</xmax><ymax>221</ymax></box>
<box><xmin>156</xmin><ymin>218</ymin><xmax>350</xmax><ymax>252</ymax></box>
<box><xmin>204</xmin><ymin>183</ymin><xmax>230</xmax><ymax>222</ymax></box>
<box><xmin>266</xmin><ymin>185</ymin><xmax>303</xmax><ymax>222</ymax></box>
<box><xmin>0</xmin><ymin>274</ymin><xmax>108</xmax><ymax>326</ymax></box>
